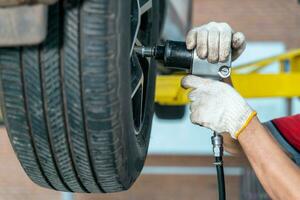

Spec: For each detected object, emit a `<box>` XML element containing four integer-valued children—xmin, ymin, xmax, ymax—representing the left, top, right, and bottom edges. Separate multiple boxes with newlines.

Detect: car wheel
<box><xmin>0</xmin><ymin>0</ymin><xmax>159</xmax><ymax>193</ymax></box>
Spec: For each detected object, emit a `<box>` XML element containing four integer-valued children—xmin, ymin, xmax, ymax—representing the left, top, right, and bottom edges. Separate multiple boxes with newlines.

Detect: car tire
<box><xmin>0</xmin><ymin>0</ymin><xmax>159</xmax><ymax>193</ymax></box>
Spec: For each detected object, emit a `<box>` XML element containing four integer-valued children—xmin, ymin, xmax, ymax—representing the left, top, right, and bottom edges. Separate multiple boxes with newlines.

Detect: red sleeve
<box><xmin>272</xmin><ymin>114</ymin><xmax>300</xmax><ymax>152</ymax></box>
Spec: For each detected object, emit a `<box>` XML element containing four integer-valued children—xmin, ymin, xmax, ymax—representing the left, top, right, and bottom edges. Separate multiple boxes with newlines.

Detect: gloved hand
<box><xmin>186</xmin><ymin>22</ymin><xmax>246</xmax><ymax>63</ymax></box>
<box><xmin>182</xmin><ymin>75</ymin><xmax>256</xmax><ymax>139</ymax></box>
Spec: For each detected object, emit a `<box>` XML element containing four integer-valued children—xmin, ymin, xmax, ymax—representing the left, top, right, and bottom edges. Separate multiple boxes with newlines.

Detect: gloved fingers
<box><xmin>189</xmin><ymin>98</ymin><xmax>206</xmax><ymax>111</ymax></box>
<box><xmin>186</xmin><ymin>28</ymin><xmax>198</xmax><ymax>50</ymax></box>
<box><xmin>188</xmin><ymin>88</ymin><xmax>211</xmax><ymax>102</ymax></box>
<box><xmin>187</xmin><ymin>22</ymin><xmax>246</xmax><ymax>62</ymax></box>
<box><xmin>189</xmin><ymin>101</ymin><xmax>197</xmax><ymax>112</ymax></box>
<box><xmin>188</xmin><ymin>90</ymin><xmax>198</xmax><ymax>102</ymax></box>
<box><xmin>181</xmin><ymin>75</ymin><xmax>213</xmax><ymax>89</ymax></box>
<box><xmin>232</xmin><ymin>39</ymin><xmax>246</xmax><ymax>61</ymax></box>
<box><xmin>207</xmin><ymin>27</ymin><xmax>220</xmax><ymax>63</ymax></box>
<box><xmin>219</xmin><ymin>24</ymin><xmax>232</xmax><ymax>62</ymax></box>
<box><xmin>190</xmin><ymin>110</ymin><xmax>202</xmax><ymax>125</ymax></box>
<box><xmin>232</xmin><ymin>32</ymin><xmax>245</xmax><ymax>49</ymax></box>
<box><xmin>190</xmin><ymin>109</ymin><xmax>210</xmax><ymax>127</ymax></box>
<box><xmin>196</xmin><ymin>29</ymin><xmax>208</xmax><ymax>59</ymax></box>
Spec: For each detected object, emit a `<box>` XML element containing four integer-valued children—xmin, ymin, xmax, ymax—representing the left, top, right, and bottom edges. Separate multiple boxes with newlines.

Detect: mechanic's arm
<box><xmin>184</xmin><ymin>22</ymin><xmax>300</xmax><ymax>200</ymax></box>
<box><xmin>239</xmin><ymin>117</ymin><xmax>300</xmax><ymax>200</ymax></box>
<box><xmin>182</xmin><ymin>74</ymin><xmax>300</xmax><ymax>200</ymax></box>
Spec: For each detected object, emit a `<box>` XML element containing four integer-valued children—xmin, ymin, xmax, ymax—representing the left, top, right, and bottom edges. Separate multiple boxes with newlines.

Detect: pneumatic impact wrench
<box><xmin>135</xmin><ymin>40</ymin><xmax>230</xmax><ymax>200</ymax></box>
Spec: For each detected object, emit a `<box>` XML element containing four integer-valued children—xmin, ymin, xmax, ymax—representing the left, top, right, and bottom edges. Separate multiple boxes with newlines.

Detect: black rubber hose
<box><xmin>215</xmin><ymin>156</ymin><xmax>226</xmax><ymax>200</ymax></box>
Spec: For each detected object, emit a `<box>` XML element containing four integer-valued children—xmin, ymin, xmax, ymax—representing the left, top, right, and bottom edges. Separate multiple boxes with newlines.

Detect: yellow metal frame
<box><xmin>155</xmin><ymin>49</ymin><xmax>300</xmax><ymax>105</ymax></box>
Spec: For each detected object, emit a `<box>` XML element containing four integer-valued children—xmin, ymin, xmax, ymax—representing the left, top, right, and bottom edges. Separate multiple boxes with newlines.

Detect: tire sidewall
<box><xmin>117</xmin><ymin>0</ymin><xmax>159</xmax><ymax>188</ymax></box>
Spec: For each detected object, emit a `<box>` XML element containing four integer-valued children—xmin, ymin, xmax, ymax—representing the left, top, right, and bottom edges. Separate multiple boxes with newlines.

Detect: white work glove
<box><xmin>182</xmin><ymin>75</ymin><xmax>256</xmax><ymax>139</ymax></box>
<box><xmin>186</xmin><ymin>22</ymin><xmax>246</xmax><ymax>63</ymax></box>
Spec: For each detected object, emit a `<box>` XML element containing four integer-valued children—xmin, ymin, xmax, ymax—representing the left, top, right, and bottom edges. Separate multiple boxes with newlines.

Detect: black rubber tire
<box><xmin>0</xmin><ymin>0</ymin><xmax>158</xmax><ymax>193</ymax></box>
<box><xmin>155</xmin><ymin>103</ymin><xmax>186</xmax><ymax>119</ymax></box>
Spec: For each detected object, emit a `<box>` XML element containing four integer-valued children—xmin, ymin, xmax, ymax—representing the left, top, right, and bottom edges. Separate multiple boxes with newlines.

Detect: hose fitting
<box><xmin>211</xmin><ymin>132</ymin><xmax>226</xmax><ymax>200</ymax></box>
<box><xmin>211</xmin><ymin>133</ymin><xmax>224</xmax><ymax>158</ymax></box>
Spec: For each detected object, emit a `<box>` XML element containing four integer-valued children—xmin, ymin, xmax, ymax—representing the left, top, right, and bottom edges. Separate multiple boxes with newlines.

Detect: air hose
<box><xmin>212</xmin><ymin>133</ymin><xmax>226</xmax><ymax>200</ymax></box>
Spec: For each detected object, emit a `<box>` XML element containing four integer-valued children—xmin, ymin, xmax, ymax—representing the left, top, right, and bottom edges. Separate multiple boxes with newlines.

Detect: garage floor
<box><xmin>0</xmin><ymin>127</ymin><xmax>246</xmax><ymax>200</ymax></box>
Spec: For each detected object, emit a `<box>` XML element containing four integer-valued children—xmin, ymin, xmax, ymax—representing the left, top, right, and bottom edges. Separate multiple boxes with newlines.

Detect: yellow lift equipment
<box><xmin>155</xmin><ymin>49</ymin><xmax>300</xmax><ymax>105</ymax></box>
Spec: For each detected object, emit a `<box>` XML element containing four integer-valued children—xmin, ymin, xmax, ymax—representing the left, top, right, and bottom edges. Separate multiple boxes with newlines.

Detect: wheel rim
<box><xmin>130</xmin><ymin>0</ymin><xmax>154</xmax><ymax>134</ymax></box>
